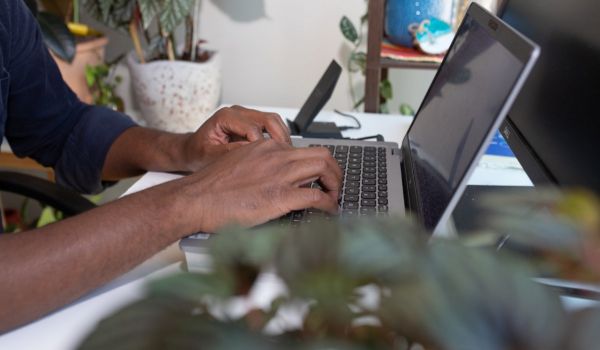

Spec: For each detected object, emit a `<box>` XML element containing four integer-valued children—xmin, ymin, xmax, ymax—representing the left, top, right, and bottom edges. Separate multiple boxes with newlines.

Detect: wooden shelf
<box><xmin>379</xmin><ymin>57</ymin><xmax>440</xmax><ymax>70</ymax></box>
<box><xmin>364</xmin><ymin>0</ymin><xmax>441</xmax><ymax>113</ymax></box>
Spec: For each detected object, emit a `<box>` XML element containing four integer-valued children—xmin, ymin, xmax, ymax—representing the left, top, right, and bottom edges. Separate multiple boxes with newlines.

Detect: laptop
<box><xmin>180</xmin><ymin>4</ymin><xmax>539</xmax><ymax>263</ymax></box>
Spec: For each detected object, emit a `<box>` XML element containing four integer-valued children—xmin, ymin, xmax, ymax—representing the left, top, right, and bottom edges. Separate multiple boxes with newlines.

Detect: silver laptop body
<box><xmin>180</xmin><ymin>3</ymin><xmax>539</xmax><ymax>257</ymax></box>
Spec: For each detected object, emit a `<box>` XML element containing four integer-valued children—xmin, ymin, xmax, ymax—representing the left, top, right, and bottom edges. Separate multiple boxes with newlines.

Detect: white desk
<box><xmin>0</xmin><ymin>107</ymin><xmax>583</xmax><ymax>349</ymax></box>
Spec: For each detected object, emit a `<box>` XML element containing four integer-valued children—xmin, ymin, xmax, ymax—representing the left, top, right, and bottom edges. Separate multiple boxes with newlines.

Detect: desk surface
<box><xmin>0</xmin><ymin>107</ymin><xmax>584</xmax><ymax>349</ymax></box>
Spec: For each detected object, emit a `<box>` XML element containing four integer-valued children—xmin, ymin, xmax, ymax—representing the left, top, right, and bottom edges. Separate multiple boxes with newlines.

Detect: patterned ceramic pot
<box><xmin>385</xmin><ymin>0</ymin><xmax>453</xmax><ymax>47</ymax></box>
<box><xmin>127</xmin><ymin>51</ymin><xmax>221</xmax><ymax>133</ymax></box>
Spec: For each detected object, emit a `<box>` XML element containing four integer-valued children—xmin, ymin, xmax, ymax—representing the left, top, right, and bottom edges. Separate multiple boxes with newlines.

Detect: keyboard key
<box><xmin>349</xmin><ymin>146</ymin><xmax>363</xmax><ymax>154</ymax></box>
<box><xmin>363</xmin><ymin>156</ymin><xmax>376</xmax><ymax>162</ymax></box>
<box><xmin>361</xmin><ymin>199</ymin><xmax>377</xmax><ymax>207</ymax></box>
<box><xmin>363</xmin><ymin>161</ymin><xmax>376</xmax><ymax>167</ymax></box>
<box><xmin>378</xmin><ymin>198</ymin><xmax>388</xmax><ymax>205</ymax></box>
<box><xmin>362</xmin><ymin>179</ymin><xmax>376</xmax><ymax>185</ymax></box>
<box><xmin>348</xmin><ymin>163</ymin><xmax>361</xmax><ymax>169</ymax></box>
<box><xmin>363</xmin><ymin>173</ymin><xmax>376</xmax><ymax>179</ymax></box>
<box><xmin>292</xmin><ymin>210</ymin><xmax>305</xmax><ymax>221</ymax></box>
<box><xmin>378</xmin><ymin>178</ymin><xmax>387</xmax><ymax>185</ymax></box>
<box><xmin>378</xmin><ymin>191</ymin><xmax>388</xmax><ymax>198</ymax></box>
<box><xmin>309</xmin><ymin>144</ymin><xmax>321</xmax><ymax>147</ymax></box>
<box><xmin>335</xmin><ymin>145</ymin><xmax>349</xmax><ymax>153</ymax></box>
<box><xmin>378</xmin><ymin>205</ymin><xmax>389</xmax><ymax>212</ymax></box>
<box><xmin>362</xmin><ymin>192</ymin><xmax>376</xmax><ymax>199</ymax></box>
<box><xmin>360</xmin><ymin>207</ymin><xmax>377</xmax><ymax>214</ymax></box>
<box><xmin>346</xmin><ymin>181</ymin><xmax>360</xmax><ymax>188</ymax></box>
<box><xmin>347</xmin><ymin>169</ymin><xmax>361</xmax><ymax>175</ymax></box>
<box><xmin>335</xmin><ymin>153</ymin><xmax>347</xmax><ymax>159</ymax></box>
<box><xmin>325</xmin><ymin>145</ymin><xmax>335</xmax><ymax>154</ymax></box>
<box><xmin>343</xmin><ymin>202</ymin><xmax>359</xmax><ymax>209</ymax></box>
<box><xmin>379</xmin><ymin>184</ymin><xmax>388</xmax><ymax>191</ymax></box>
<box><xmin>349</xmin><ymin>157</ymin><xmax>361</xmax><ymax>164</ymax></box>
<box><xmin>347</xmin><ymin>174</ymin><xmax>360</xmax><ymax>181</ymax></box>
<box><xmin>378</xmin><ymin>172</ymin><xmax>387</xmax><ymax>179</ymax></box>
<box><xmin>364</xmin><ymin>167</ymin><xmax>376</xmax><ymax>173</ymax></box>
<box><xmin>344</xmin><ymin>195</ymin><xmax>359</xmax><ymax>202</ymax></box>
<box><xmin>363</xmin><ymin>185</ymin><xmax>376</xmax><ymax>192</ymax></box>
<box><xmin>345</xmin><ymin>188</ymin><xmax>359</xmax><ymax>195</ymax></box>
<box><xmin>342</xmin><ymin>209</ymin><xmax>358</xmax><ymax>217</ymax></box>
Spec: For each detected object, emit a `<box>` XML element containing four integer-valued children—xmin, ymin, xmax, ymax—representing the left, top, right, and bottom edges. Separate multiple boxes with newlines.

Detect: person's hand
<box><xmin>182</xmin><ymin>105</ymin><xmax>291</xmax><ymax>171</ymax></box>
<box><xmin>168</xmin><ymin>139</ymin><xmax>342</xmax><ymax>233</ymax></box>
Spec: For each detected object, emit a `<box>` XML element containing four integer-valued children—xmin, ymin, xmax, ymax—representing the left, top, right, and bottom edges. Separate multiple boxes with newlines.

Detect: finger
<box><xmin>230</xmin><ymin>106</ymin><xmax>290</xmax><ymax>144</ymax></box>
<box><xmin>261</xmin><ymin>113</ymin><xmax>291</xmax><ymax>144</ymax></box>
<box><xmin>282</xmin><ymin>157</ymin><xmax>342</xmax><ymax>197</ymax></box>
<box><xmin>282</xmin><ymin>147</ymin><xmax>343</xmax><ymax>180</ymax></box>
<box><xmin>286</xmin><ymin>187</ymin><xmax>340</xmax><ymax>214</ymax></box>
<box><xmin>221</xmin><ymin>118</ymin><xmax>265</xmax><ymax>142</ymax></box>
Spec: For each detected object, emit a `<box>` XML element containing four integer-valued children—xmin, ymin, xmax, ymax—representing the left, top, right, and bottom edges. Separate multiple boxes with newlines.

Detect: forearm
<box><xmin>0</xmin><ymin>179</ymin><xmax>192</xmax><ymax>332</ymax></box>
<box><xmin>102</xmin><ymin>126</ymin><xmax>191</xmax><ymax>180</ymax></box>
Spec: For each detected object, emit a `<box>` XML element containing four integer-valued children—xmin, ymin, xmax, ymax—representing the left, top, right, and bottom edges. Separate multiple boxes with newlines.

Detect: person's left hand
<box><xmin>182</xmin><ymin>105</ymin><xmax>291</xmax><ymax>171</ymax></box>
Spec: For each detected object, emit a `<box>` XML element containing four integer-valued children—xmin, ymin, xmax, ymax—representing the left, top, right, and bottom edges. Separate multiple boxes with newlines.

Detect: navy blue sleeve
<box><xmin>2</xmin><ymin>0</ymin><xmax>137</xmax><ymax>194</ymax></box>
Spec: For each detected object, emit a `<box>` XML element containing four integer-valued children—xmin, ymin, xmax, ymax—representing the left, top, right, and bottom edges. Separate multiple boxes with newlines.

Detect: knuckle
<box><xmin>315</xmin><ymin>148</ymin><xmax>330</xmax><ymax>158</ymax></box>
<box><xmin>267</xmin><ymin>113</ymin><xmax>282</xmax><ymax>122</ymax></box>
<box><xmin>313</xmin><ymin>158</ymin><xmax>328</xmax><ymax>171</ymax></box>
<box><xmin>307</xmin><ymin>189</ymin><xmax>325</xmax><ymax>204</ymax></box>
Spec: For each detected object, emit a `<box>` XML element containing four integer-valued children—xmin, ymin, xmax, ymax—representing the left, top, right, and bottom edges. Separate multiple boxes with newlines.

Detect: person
<box><xmin>0</xmin><ymin>0</ymin><xmax>341</xmax><ymax>332</ymax></box>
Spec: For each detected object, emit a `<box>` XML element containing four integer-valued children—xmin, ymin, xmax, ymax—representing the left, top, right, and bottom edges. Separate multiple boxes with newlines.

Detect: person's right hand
<box><xmin>168</xmin><ymin>139</ymin><xmax>342</xmax><ymax>234</ymax></box>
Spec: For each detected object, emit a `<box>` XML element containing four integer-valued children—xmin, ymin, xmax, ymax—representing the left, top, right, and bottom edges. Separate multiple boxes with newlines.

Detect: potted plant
<box><xmin>85</xmin><ymin>0</ymin><xmax>220</xmax><ymax>133</ymax></box>
<box><xmin>78</xmin><ymin>190</ymin><xmax>600</xmax><ymax>349</ymax></box>
<box><xmin>25</xmin><ymin>0</ymin><xmax>109</xmax><ymax>104</ymax></box>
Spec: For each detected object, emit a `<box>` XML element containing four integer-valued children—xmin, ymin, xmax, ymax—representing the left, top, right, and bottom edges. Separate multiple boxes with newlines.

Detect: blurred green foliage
<box><xmin>79</xmin><ymin>189</ymin><xmax>600</xmax><ymax>349</ymax></box>
<box><xmin>85</xmin><ymin>63</ymin><xmax>124</xmax><ymax>111</ymax></box>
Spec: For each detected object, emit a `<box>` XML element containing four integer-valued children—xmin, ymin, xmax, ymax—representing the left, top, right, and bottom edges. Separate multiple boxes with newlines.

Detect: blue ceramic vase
<box><xmin>385</xmin><ymin>0</ymin><xmax>454</xmax><ymax>47</ymax></box>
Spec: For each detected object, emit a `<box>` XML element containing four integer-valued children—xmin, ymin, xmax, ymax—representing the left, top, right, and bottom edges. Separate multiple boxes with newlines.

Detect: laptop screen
<box><xmin>406</xmin><ymin>11</ymin><xmax>530</xmax><ymax>230</ymax></box>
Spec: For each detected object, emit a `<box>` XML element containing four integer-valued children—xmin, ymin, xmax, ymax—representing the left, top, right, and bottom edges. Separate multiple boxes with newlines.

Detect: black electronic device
<box><xmin>499</xmin><ymin>0</ymin><xmax>600</xmax><ymax>194</ymax></box>
<box><xmin>287</xmin><ymin>60</ymin><xmax>343</xmax><ymax>139</ymax></box>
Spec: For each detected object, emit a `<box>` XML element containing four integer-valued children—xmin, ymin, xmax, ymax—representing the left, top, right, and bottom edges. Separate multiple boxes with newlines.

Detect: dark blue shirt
<box><xmin>0</xmin><ymin>0</ymin><xmax>137</xmax><ymax>194</ymax></box>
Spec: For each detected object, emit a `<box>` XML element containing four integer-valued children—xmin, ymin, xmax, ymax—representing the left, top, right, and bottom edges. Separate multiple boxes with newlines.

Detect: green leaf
<box><xmin>38</xmin><ymin>12</ymin><xmax>76</xmax><ymax>62</ymax></box>
<box><xmin>98</xmin><ymin>0</ymin><xmax>115</xmax><ymax>24</ymax></box>
<box><xmin>159</xmin><ymin>0</ymin><xmax>194</xmax><ymax>35</ymax></box>
<box><xmin>352</xmin><ymin>96</ymin><xmax>365</xmax><ymax>110</ymax></box>
<box><xmin>379</xmin><ymin>79</ymin><xmax>393</xmax><ymax>100</ymax></box>
<box><xmin>400</xmin><ymin>103</ymin><xmax>415</xmax><ymax>116</ymax></box>
<box><xmin>349</xmin><ymin>51</ymin><xmax>367</xmax><ymax>73</ymax></box>
<box><xmin>360</xmin><ymin>13</ymin><xmax>369</xmax><ymax>25</ymax></box>
<box><xmin>37</xmin><ymin>206</ymin><xmax>61</xmax><ymax>227</ymax></box>
<box><xmin>138</xmin><ymin>0</ymin><xmax>161</xmax><ymax>29</ymax></box>
<box><xmin>379</xmin><ymin>103</ymin><xmax>389</xmax><ymax>114</ymax></box>
<box><xmin>340</xmin><ymin>16</ymin><xmax>358</xmax><ymax>44</ymax></box>
<box><xmin>85</xmin><ymin>66</ymin><xmax>96</xmax><ymax>87</ymax></box>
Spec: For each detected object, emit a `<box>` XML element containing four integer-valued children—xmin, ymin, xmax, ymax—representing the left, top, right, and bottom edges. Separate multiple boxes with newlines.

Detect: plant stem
<box><xmin>73</xmin><ymin>0</ymin><xmax>79</xmax><ymax>23</ymax></box>
<box><xmin>129</xmin><ymin>19</ymin><xmax>145</xmax><ymax>63</ymax></box>
<box><xmin>182</xmin><ymin>15</ymin><xmax>194</xmax><ymax>61</ymax></box>
<box><xmin>164</xmin><ymin>31</ymin><xmax>176</xmax><ymax>61</ymax></box>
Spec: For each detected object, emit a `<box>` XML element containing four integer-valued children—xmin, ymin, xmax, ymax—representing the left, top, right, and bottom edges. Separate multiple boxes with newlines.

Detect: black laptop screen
<box><xmin>406</xmin><ymin>14</ymin><xmax>526</xmax><ymax>230</ymax></box>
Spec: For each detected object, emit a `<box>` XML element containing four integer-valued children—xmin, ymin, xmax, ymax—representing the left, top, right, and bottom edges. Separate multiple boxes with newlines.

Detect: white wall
<box><xmin>197</xmin><ymin>0</ymin><xmax>433</xmax><ymax>112</ymax></box>
<box><xmin>87</xmin><ymin>0</ymin><xmax>434</xmax><ymax>114</ymax></box>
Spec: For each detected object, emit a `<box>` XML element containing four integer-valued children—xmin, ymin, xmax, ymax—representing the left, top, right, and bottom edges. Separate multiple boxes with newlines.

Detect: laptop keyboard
<box><xmin>279</xmin><ymin>144</ymin><xmax>389</xmax><ymax>225</ymax></box>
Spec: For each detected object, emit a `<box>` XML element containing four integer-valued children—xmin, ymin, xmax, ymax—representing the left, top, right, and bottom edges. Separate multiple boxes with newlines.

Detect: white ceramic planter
<box><xmin>127</xmin><ymin>52</ymin><xmax>221</xmax><ymax>133</ymax></box>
